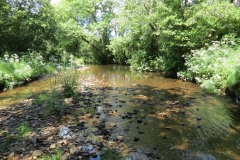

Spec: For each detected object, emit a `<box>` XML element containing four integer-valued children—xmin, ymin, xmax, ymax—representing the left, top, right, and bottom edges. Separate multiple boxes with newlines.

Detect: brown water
<box><xmin>1</xmin><ymin>65</ymin><xmax>240</xmax><ymax>160</ymax></box>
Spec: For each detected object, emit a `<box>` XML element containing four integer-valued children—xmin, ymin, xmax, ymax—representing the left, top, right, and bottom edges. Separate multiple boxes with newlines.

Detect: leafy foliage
<box><xmin>178</xmin><ymin>35</ymin><xmax>240</xmax><ymax>95</ymax></box>
<box><xmin>0</xmin><ymin>52</ymin><xmax>54</xmax><ymax>89</ymax></box>
<box><xmin>109</xmin><ymin>0</ymin><xmax>240</xmax><ymax>74</ymax></box>
<box><xmin>54</xmin><ymin>0</ymin><xmax>116</xmax><ymax>64</ymax></box>
<box><xmin>35</xmin><ymin>66</ymin><xmax>80</xmax><ymax>115</ymax></box>
<box><xmin>17</xmin><ymin>123</ymin><xmax>31</xmax><ymax>138</ymax></box>
<box><xmin>226</xmin><ymin>66</ymin><xmax>240</xmax><ymax>97</ymax></box>
<box><xmin>0</xmin><ymin>0</ymin><xmax>56</xmax><ymax>56</ymax></box>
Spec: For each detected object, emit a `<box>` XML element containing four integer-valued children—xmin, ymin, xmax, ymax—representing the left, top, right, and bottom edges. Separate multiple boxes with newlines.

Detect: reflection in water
<box><xmin>97</xmin><ymin>106</ymin><xmax>103</xmax><ymax>113</ymax></box>
<box><xmin>1</xmin><ymin>65</ymin><xmax>240</xmax><ymax>159</ymax></box>
<box><xmin>0</xmin><ymin>75</ymin><xmax>53</xmax><ymax>107</ymax></box>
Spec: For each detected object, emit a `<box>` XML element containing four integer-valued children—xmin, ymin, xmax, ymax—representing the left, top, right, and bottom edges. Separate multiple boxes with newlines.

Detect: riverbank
<box><xmin>0</xmin><ymin>75</ymin><xmax>126</xmax><ymax>160</ymax></box>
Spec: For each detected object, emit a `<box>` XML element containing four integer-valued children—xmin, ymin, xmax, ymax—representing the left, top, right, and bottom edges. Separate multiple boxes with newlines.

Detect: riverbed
<box><xmin>0</xmin><ymin>65</ymin><xmax>240</xmax><ymax>160</ymax></box>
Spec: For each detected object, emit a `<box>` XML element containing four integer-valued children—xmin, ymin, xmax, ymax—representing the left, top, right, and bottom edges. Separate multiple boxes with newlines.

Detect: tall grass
<box><xmin>35</xmin><ymin>67</ymin><xmax>80</xmax><ymax>116</ymax></box>
<box><xmin>56</xmin><ymin>69</ymin><xmax>79</xmax><ymax>98</ymax></box>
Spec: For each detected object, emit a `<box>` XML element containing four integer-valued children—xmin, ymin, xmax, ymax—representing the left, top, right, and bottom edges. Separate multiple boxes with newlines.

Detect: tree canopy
<box><xmin>1</xmin><ymin>0</ymin><xmax>240</xmax><ymax>70</ymax></box>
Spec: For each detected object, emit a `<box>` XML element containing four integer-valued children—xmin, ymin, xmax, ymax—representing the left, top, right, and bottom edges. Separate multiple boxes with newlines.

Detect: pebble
<box><xmin>117</xmin><ymin>135</ymin><xmax>125</xmax><ymax>141</ymax></box>
<box><xmin>137</xmin><ymin>119</ymin><xmax>143</xmax><ymax>123</ymax></box>
<box><xmin>8</xmin><ymin>152</ymin><xmax>15</xmax><ymax>159</ymax></box>
<box><xmin>91</xmin><ymin>152</ymin><xmax>98</xmax><ymax>158</ymax></box>
<box><xmin>30</xmin><ymin>137</ymin><xmax>37</xmax><ymax>146</ymax></box>
<box><xmin>32</xmin><ymin>150</ymin><xmax>44</xmax><ymax>157</ymax></box>
<box><xmin>50</xmin><ymin>143</ymin><xmax>56</xmax><ymax>149</ymax></box>
<box><xmin>61</xmin><ymin>153</ymin><xmax>70</xmax><ymax>160</ymax></box>
<box><xmin>70</xmin><ymin>148</ymin><xmax>78</xmax><ymax>155</ymax></box>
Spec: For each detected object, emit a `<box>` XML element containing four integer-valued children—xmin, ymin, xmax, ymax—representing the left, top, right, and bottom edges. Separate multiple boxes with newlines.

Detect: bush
<box><xmin>0</xmin><ymin>52</ymin><xmax>54</xmax><ymax>89</ymax></box>
<box><xmin>17</xmin><ymin>123</ymin><xmax>31</xmax><ymax>138</ymax></box>
<box><xmin>226</xmin><ymin>66</ymin><xmax>240</xmax><ymax>98</ymax></box>
<box><xmin>0</xmin><ymin>52</ymin><xmax>78</xmax><ymax>90</ymax></box>
<box><xmin>178</xmin><ymin>35</ymin><xmax>240</xmax><ymax>96</ymax></box>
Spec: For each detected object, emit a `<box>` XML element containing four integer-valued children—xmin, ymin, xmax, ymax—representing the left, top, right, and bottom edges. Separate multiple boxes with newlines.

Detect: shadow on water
<box><xmin>83</xmin><ymin>65</ymin><xmax>240</xmax><ymax>160</ymax></box>
<box><xmin>0</xmin><ymin>65</ymin><xmax>240</xmax><ymax>160</ymax></box>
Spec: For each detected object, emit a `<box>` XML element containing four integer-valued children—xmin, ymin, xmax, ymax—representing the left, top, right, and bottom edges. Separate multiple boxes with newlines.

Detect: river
<box><xmin>0</xmin><ymin>65</ymin><xmax>240</xmax><ymax>160</ymax></box>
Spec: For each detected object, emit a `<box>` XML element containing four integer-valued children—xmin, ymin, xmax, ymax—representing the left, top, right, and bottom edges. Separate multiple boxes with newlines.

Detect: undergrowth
<box><xmin>0</xmin><ymin>52</ymin><xmax>77</xmax><ymax>90</ymax></box>
<box><xmin>178</xmin><ymin>35</ymin><xmax>240</xmax><ymax>97</ymax></box>
<box><xmin>0</xmin><ymin>52</ymin><xmax>54</xmax><ymax>90</ymax></box>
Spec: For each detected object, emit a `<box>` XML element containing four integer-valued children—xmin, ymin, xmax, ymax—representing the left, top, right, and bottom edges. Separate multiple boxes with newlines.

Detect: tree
<box><xmin>0</xmin><ymin>0</ymin><xmax>11</xmax><ymax>55</ymax></box>
<box><xmin>109</xmin><ymin>0</ymin><xmax>240</xmax><ymax>75</ymax></box>
<box><xmin>54</xmin><ymin>0</ymin><xmax>116</xmax><ymax>64</ymax></box>
<box><xmin>0</xmin><ymin>0</ymin><xmax>57</xmax><ymax>57</ymax></box>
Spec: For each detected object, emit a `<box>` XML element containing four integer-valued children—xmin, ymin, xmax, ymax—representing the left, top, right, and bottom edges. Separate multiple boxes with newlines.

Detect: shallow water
<box><xmin>1</xmin><ymin>65</ymin><xmax>240</xmax><ymax>159</ymax></box>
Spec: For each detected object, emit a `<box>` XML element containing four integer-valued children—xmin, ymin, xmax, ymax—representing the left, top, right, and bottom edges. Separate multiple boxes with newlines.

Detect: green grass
<box><xmin>41</xmin><ymin>148</ymin><xmax>63</xmax><ymax>160</ymax></box>
<box><xmin>34</xmin><ymin>68</ymin><xmax>80</xmax><ymax>116</ymax></box>
<box><xmin>0</xmin><ymin>124</ymin><xmax>31</xmax><ymax>152</ymax></box>
<box><xmin>17</xmin><ymin>123</ymin><xmax>31</xmax><ymax>138</ymax></box>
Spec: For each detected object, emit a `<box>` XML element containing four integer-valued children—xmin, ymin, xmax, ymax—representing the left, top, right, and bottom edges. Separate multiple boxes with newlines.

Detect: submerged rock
<box><xmin>137</xmin><ymin>119</ymin><xmax>143</xmax><ymax>123</ymax></box>
<box><xmin>134</xmin><ymin>137</ymin><xmax>140</xmax><ymax>142</ymax></box>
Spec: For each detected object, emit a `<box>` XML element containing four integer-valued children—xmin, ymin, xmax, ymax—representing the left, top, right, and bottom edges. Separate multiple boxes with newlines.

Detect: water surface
<box><xmin>0</xmin><ymin>65</ymin><xmax>240</xmax><ymax>160</ymax></box>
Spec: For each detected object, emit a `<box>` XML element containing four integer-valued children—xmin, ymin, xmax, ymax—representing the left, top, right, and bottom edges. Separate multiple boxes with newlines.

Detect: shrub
<box><xmin>178</xmin><ymin>35</ymin><xmax>240</xmax><ymax>96</ymax></box>
<box><xmin>0</xmin><ymin>52</ymin><xmax>54</xmax><ymax>89</ymax></box>
<box><xmin>128</xmin><ymin>50</ymin><xmax>164</xmax><ymax>72</ymax></box>
<box><xmin>0</xmin><ymin>51</ymin><xmax>78</xmax><ymax>90</ymax></box>
<box><xmin>35</xmin><ymin>68</ymin><xmax>79</xmax><ymax>115</ymax></box>
<box><xmin>226</xmin><ymin>66</ymin><xmax>240</xmax><ymax>98</ymax></box>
